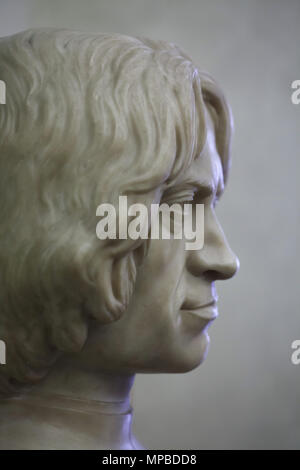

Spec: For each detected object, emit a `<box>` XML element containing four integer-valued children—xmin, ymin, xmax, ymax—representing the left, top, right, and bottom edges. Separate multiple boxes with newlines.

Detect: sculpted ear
<box><xmin>84</xmin><ymin>238</ymin><xmax>150</xmax><ymax>325</ymax></box>
<box><xmin>111</xmin><ymin>251</ymin><xmax>137</xmax><ymax>313</ymax></box>
<box><xmin>109</xmin><ymin>239</ymin><xmax>150</xmax><ymax>318</ymax></box>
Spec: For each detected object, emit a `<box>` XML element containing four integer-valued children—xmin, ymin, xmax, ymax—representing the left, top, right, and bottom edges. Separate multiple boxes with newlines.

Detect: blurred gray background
<box><xmin>1</xmin><ymin>0</ymin><xmax>299</xmax><ymax>449</ymax></box>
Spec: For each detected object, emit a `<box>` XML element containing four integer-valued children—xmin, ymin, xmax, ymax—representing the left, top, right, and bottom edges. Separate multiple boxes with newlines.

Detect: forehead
<box><xmin>176</xmin><ymin>107</ymin><xmax>224</xmax><ymax>199</ymax></box>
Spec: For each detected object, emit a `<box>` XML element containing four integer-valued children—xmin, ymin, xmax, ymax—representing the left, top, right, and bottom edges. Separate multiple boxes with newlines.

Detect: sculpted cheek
<box><xmin>146</xmin><ymin>238</ymin><xmax>185</xmax><ymax>274</ymax></box>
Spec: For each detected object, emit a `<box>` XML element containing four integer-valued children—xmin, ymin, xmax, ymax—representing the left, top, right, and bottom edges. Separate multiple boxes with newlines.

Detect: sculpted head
<box><xmin>0</xmin><ymin>29</ymin><xmax>238</xmax><ymax>396</ymax></box>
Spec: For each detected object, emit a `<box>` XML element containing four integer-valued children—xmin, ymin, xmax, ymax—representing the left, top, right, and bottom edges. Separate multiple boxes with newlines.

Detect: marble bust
<box><xmin>0</xmin><ymin>28</ymin><xmax>239</xmax><ymax>449</ymax></box>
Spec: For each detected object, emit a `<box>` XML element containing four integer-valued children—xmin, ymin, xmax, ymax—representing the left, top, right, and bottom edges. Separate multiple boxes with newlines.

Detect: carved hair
<box><xmin>0</xmin><ymin>28</ymin><xmax>233</xmax><ymax>395</ymax></box>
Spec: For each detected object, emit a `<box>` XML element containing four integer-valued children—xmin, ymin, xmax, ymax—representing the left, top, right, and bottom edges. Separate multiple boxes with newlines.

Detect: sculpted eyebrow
<box><xmin>163</xmin><ymin>177</ymin><xmax>224</xmax><ymax>201</ymax></box>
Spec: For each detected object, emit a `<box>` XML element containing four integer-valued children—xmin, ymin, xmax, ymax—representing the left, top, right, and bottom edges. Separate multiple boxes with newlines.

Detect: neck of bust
<box><xmin>35</xmin><ymin>358</ymin><xmax>135</xmax><ymax>410</ymax></box>
<box><xmin>0</xmin><ymin>359</ymin><xmax>141</xmax><ymax>450</ymax></box>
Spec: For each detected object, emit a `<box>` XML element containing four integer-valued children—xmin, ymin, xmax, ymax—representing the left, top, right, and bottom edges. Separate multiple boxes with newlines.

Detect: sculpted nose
<box><xmin>203</xmin><ymin>243</ymin><xmax>239</xmax><ymax>280</ymax></box>
<box><xmin>186</xmin><ymin>216</ymin><xmax>239</xmax><ymax>281</ymax></box>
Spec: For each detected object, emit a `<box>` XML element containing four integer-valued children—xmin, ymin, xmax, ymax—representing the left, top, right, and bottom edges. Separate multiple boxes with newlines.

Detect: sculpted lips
<box><xmin>180</xmin><ymin>297</ymin><xmax>218</xmax><ymax>321</ymax></box>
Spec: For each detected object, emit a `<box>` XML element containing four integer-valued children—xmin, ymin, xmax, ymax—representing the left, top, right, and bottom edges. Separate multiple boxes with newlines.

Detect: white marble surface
<box><xmin>0</xmin><ymin>0</ymin><xmax>299</xmax><ymax>450</ymax></box>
